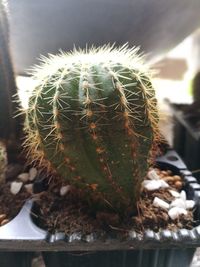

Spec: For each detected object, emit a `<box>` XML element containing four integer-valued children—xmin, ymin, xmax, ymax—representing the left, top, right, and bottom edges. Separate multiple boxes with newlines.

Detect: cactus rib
<box><xmin>22</xmin><ymin>45</ymin><xmax>160</xmax><ymax>212</ymax></box>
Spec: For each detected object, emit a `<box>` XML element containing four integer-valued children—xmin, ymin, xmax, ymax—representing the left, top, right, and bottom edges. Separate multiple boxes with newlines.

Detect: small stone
<box><xmin>163</xmin><ymin>176</ymin><xmax>174</xmax><ymax>183</ymax></box>
<box><xmin>153</xmin><ymin>197</ymin><xmax>170</xmax><ymax>210</ymax></box>
<box><xmin>154</xmin><ymin>168</ymin><xmax>161</xmax><ymax>175</ymax></box>
<box><xmin>142</xmin><ymin>180</ymin><xmax>160</xmax><ymax>190</ymax></box>
<box><xmin>170</xmin><ymin>198</ymin><xmax>186</xmax><ymax>209</ymax></box>
<box><xmin>186</xmin><ymin>200</ymin><xmax>195</xmax><ymax>209</ymax></box>
<box><xmin>24</xmin><ymin>184</ymin><xmax>33</xmax><ymax>194</ymax></box>
<box><xmin>60</xmin><ymin>185</ymin><xmax>71</xmax><ymax>196</ymax></box>
<box><xmin>18</xmin><ymin>172</ymin><xmax>29</xmax><ymax>182</ymax></box>
<box><xmin>0</xmin><ymin>214</ymin><xmax>6</xmax><ymax>223</ymax></box>
<box><xmin>10</xmin><ymin>181</ymin><xmax>23</xmax><ymax>195</ymax></box>
<box><xmin>1</xmin><ymin>219</ymin><xmax>9</xmax><ymax>226</ymax></box>
<box><xmin>168</xmin><ymin>207</ymin><xmax>187</xmax><ymax>220</ymax></box>
<box><xmin>169</xmin><ymin>190</ymin><xmax>180</xmax><ymax>198</ymax></box>
<box><xmin>147</xmin><ymin>170</ymin><xmax>160</xmax><ymax>180</ymax></box>
<box><xmin>29</xmin><ymin>168</ymin><xmax>37</xmax><ymax>181</ymax></box>
<box><xmin>161</xmin><ymin>170</ymin><xmax>168</xmax><ymax>176</ymax></box>
<box><xmin>142</xmin><ymin>179</ymin><xmax>169</xmax><ymax>191</ymax></box>
<box><xmin>160</xmin><ymin>180</ymin><xmax>169</xmax><ymax>188</ymax></box>
<box><xmin>174</xmin><ymin>181</ymin><xmax>182</xmax><ymax>190</ymax></box>
<box><xmin>166</xmin><ymin>170</ymin><xmax>172</xmax><ymax>175</ymax></box>
<box><xmin>180</xmin><ymin>190</ymin><xmax>187</xmax><ymax>201</ymax></box>
<box><xmin>173</xmin><ymin>175</ymin><xmax>182</xmax><ymax>181</ymax></box>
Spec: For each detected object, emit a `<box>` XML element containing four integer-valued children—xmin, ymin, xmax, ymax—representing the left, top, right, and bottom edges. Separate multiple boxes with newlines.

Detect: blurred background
<box><xmin>6</xmin><ymin>0</ymin><xmax>200</xmax><ymax>74</ymax></box>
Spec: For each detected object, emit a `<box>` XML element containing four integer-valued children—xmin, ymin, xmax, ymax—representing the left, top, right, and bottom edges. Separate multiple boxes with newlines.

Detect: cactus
<box><xmin>23</xmin><ymin>45</ymin><xmax>160</xmax><ymax>212</ymax></box>
<box><xmin>0</xmin><ymin>142</ymin><xmax>7</xmax><ymax>182</ymax></box>
<box><xmin>0</xmin><ymin>0</ymin><xmax>19</xmax><ymax>144</ymax></box>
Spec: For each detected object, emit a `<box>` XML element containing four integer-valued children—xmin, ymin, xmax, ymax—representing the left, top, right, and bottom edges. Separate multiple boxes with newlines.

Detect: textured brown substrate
<box><xmin>35</xmin><ymin>169</ymin><xmax>194</xmax><ymax>235</ymax></box>
<box><xmin>0</xmin><ymin>182</ymin><xmax>30</xmax><ymax>224</ymax></box>
<box><xmin>0</xmin><ymin>163</ymin><xmax>30</xmax><ymax>225</ymax></box>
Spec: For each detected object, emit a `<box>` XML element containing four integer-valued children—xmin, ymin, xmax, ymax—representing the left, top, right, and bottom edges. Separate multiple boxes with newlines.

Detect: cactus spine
<box><xmin>23</xmin><ymin>45</ymin><xmax>160</xmax><ymax>212</ymax></box>
<box><xmin>0</xmin><ymin>0</ymin><xmax>18</xmax><ymax>143</ymax></box>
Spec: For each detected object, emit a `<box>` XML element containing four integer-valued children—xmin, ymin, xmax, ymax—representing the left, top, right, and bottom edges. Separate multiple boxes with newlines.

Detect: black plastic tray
<box><xmin>170</xmin><ymin>103</ymin><xmax>200</xmax><ymax>180</ymax></box>
<box><xmin>0</xmin><ymin>150</ymin><xmax>199</xmax><ymax>267</ymax></box>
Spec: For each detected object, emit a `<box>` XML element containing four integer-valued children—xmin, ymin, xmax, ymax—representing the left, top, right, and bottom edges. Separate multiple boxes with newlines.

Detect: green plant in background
<box><xmin>0</xmin><ymin>0</ymin><xmax>19</xmax><ymax>146</ymax></box>
<box><xmin>22</xmin><ymin>45</ymin><xmax>161</xmax><ymax>213</ymax></box>
<box><xmin>191</xmin><ymin>72</ymin><xmax>200</xmax><ymax>103</ymax></box>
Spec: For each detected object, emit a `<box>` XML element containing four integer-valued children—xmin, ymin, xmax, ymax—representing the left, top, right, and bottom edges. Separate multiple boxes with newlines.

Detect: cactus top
<box><xmin>23</xmin><ymin>45</ymin><xmax>160</xmax><ymax>212</ymax></box>
<box><xmin>32</xmin><ymin>45</ymin><xmax>149</xmax><ymax>80</ymax></box>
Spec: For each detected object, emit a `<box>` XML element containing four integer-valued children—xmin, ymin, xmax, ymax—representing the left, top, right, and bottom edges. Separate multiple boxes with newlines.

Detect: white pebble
<box><xmin>142</xmin><ymin>180</ymin><xmax>160</xmax><ymax>190</ymax></box>
<box><xmin>153</xmin><ymin>197</ymin><xmax>170</xmax><ymax>210</ymax></box>
<box><xmin>160</xmin><ymin>180</ymin><xmax>169</xmax><ymax>188</ymax></box>
<box><xmin>147</xmin><ymin>170</ymin><xmax>160</xmax><ymax>180</ymax></box>
<box><xmin>24</xmin><ymin>184</ymin><xmax>33</xmax><ymax>194</ymax></box>
<box><xmin>168</xmin><ymin>207</ymin><xmax>187</xmax><ymax>220</ymax></box>
<box><xmin>170</xmin><ymin>198</ymin><xmax>186</xmax><ymax>209</ymax></box>
<box><xmin>180</xmin><ymin>190</ymin><xmax>187</xmax><ymax>201</ymax></box>
<box><xmin>10</xmin><ymin>181</ymin><xmax>23</xmax><ymax>195</ymax></box>
<box><xmin>142</xmin><ymin>179</ymin><xmax>169</xmax><ymax>191</ymax></box>
<box><xmin>60</xmin><ymin>185</ymin><xmax>71</xmax><ymax>196</ymax></box>
<box><xmin>18</xmin><ymin>173</ymin><xmax>29</xmax><ymax>182</ymax></box>
<box><xmin>169</xmin><ymin>190</ymin><xmax>180</xmax><ymax>198</ymax></box>
<box><xmin>186</xmin><ymin>200</ymin><xmax>195</xmax><ymax>209</ymax></box>
<box><xmin>29</xmin><ymin>168</ymin><xmax>37</xmax><ymax>181</ymax></box>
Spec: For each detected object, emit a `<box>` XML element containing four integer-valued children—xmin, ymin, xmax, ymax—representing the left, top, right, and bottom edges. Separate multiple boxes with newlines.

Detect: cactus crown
<box><xmin>23</xmin><ymin>45</ymin><xmax>160</xmax><ymax>213</ymax></box>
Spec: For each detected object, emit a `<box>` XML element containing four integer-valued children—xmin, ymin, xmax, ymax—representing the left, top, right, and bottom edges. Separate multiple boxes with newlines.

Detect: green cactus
<box><xmin>0</xmin><ymin>0</ymin><xmax>18</xmax><ymax>143</ymax></box>
<box><xmin>23</xmin><ymin>45</ymin><xmax>160</xmax><ymax>212</ymax></box>
<box><xmin>0</xmin><ymin>142</ymin><xmax>7</xmax><ymax>182</ymax></box>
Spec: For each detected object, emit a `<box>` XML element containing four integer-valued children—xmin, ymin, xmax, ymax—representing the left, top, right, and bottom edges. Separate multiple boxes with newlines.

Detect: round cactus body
<box><xmin>23</xmin><ymin>45</ymin><xmax>160</xmax><ymax>212</ymax></box>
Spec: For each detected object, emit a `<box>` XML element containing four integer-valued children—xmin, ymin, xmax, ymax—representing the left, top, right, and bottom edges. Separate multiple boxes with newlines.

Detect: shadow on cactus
<box><xmin>21</xmin><ymin>45</ymin><xmax>161</xmax><ymax>214</ymax></box>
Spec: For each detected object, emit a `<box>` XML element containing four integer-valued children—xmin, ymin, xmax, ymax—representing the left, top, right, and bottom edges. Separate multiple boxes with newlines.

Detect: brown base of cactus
<box><xmin>34</xmin><ymin>171</ymin><xmax>194</xmax><ymax>235</ymax></box>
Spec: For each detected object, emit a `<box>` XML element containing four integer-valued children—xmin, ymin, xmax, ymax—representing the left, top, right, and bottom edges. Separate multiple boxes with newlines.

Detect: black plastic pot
<box><xmin>0</xmin><ymin>150</ymin><xmax>200</xmax><ymax>267</ymax></box>
<box><xmin>170</xmin><ymin>103</ymin><xmax>200</xmax><ymax>180</ymax></box>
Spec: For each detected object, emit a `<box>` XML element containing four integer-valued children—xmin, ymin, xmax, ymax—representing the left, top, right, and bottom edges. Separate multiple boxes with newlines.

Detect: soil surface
<box><xmin>35</xmin><ymin>168</ymin><xmax>194</xmax><ymax>235</ymax></box>
<box><xmin>34</xmin><ymin>178</ymin><xmax>101</xmax><ymax>235</ymax></box>
<box><xmin>0</xmin><ymin>163</ymin><xmax>31</xmax><ymax>225</ymax></box>
<box><xmin>0</xmin><ymin>158</ymin><xmax>195</xmax><ymax>233</ymax></box>
<box><xmin>133</xmin><ymin>188</ymin><xmax>193</xmax><ymax>233</ymax></box>
<box><xmin>0</xmin><ymin>181</ymin><xmax>30</xmax><ymax>224</ymax></box>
